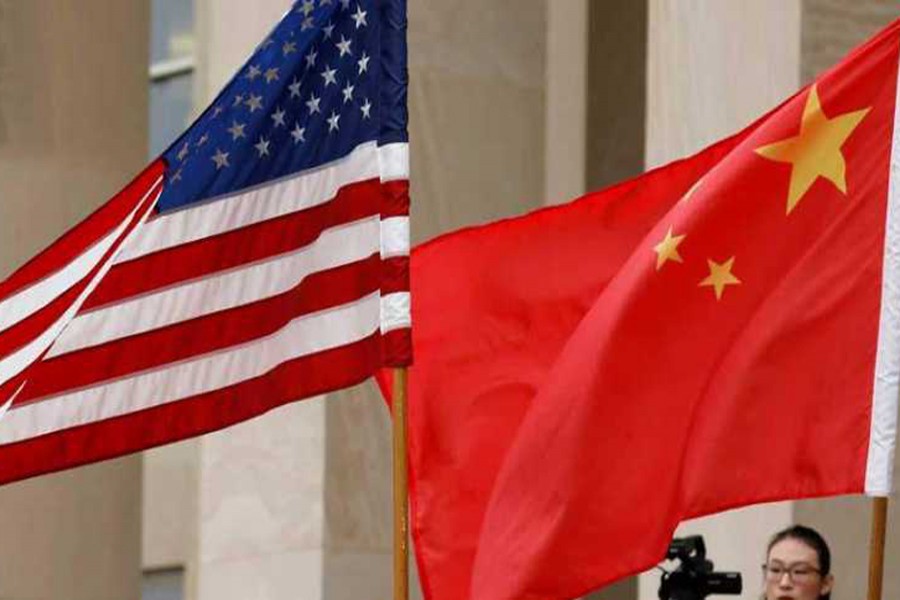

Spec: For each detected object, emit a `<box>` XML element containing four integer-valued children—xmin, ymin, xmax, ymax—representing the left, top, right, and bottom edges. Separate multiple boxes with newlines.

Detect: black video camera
<box><xmin>657</xmin><ymin>535</ymin><xmax>742</xmax><ymax>600</ymax></box>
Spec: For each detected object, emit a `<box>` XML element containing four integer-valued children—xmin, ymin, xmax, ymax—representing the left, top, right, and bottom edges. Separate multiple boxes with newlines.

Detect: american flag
<box><xmin>0</xmin><ymin>0</ymin><xmax>409</xmax><ymax>485</ymax></box>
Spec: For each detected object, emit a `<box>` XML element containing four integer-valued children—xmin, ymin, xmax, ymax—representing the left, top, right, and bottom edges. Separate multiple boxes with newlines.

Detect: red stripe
<box><xmin>0</xmin><ymin>181</ymin><xmax>162</xmax><ymax>358</ymax></box>
<box><xmin>382</xmin><ymin>327</ymin><xmax>412</xmax><ymax>367</ymax></box>
<box><xmin>0</xmin><ymin>177</ymin><xmax>163</xmax><ymax>357</ymax></box>
<box><xmin>0</xmin><ymin>372</ymin><xmax>28</xmax><ymax>405</ymax></box>
<box><xmin>382</xmin><ymin>256</ymin><xmax>409</xmax><ymax>295</ymax></box>
<box><xmin>21</xmin><ymin>255</ymin><xmax>382</xmax><ymax>402</ymax></box>
<box><xmin>0</xmin><ymin>161</ymin><xmax>165</xmax><ymax>302</ymax></box>
<box><xmin>0</xmin><ymin>279</ymin><xmax>88</xmax><ymax>357</ymax></box>
<box><xmin>85</xmin><ymin>178</ymin><xmax>384</xmax><ymax>310</ymax></box>
<box><xmin>0</xmin><ymin>334</ymin><xmax>382</xmax><ymax>486</ymax></box>
<box><xmin>381</xmin><ymin>179</ymin><xmax>410</xmax><ymax>218</ymax></box>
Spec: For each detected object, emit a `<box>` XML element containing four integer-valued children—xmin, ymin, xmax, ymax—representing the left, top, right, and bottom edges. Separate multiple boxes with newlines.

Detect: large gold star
<box><xmin>755</xmin><ymin>84</ymin><xmax>870</xmax><ymax>215</ymax></box>
<box><xmin>653</xmin><ymin>227</ymin><xmax>686</xmax><ymax>270</ymax></box>
<box><xmin>699</xmin><ymin>257</ymin><xmax>741</xmax><ymax>300</ymax></box>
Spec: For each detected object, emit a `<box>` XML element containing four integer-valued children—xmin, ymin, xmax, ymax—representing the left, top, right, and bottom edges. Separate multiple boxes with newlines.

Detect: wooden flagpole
<box><xmin>866</xmin><ymin>496</ymin><xmax>889</xmax><ymax>600</ymax></box>
<box><xmin>393</xmin><ymin>367</ymin><xmax>410</xmax><ymax>600</ymax></box>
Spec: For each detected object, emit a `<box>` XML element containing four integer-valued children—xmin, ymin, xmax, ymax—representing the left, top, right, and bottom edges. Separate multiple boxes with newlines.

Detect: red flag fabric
<box><xmin>399</xmin><ymin>19</ymin><xmax>900</xmax><ymax>600</ymax></box>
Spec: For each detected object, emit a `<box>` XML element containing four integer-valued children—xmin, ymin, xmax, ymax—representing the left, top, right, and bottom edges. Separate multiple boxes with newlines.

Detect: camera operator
<box><xmin>762</xmin><ymin>525</ymin><xmax>834</xmax><ymax>600</ymax></box>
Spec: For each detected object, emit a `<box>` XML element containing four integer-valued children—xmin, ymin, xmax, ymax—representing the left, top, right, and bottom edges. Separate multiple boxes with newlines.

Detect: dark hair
<box><xmin>767</xmin><ymin>525</ymin><xmax>832</xmax><ymax>600</ymax></box>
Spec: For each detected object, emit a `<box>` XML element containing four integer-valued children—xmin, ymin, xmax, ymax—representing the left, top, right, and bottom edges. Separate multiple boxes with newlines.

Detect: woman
<box><xmin>763</xmin><ymin>525</ymin><xmax>834</xmax><ymax>600</ymax></box>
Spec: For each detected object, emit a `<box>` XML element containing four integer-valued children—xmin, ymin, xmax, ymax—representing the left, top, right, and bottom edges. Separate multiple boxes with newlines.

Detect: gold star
<box><xmin>755</xmin><ymin>84</ymin><xmax>870</xmax><ymax>215</ymax></box>
<box><xmin>653</xmin><ymin>227</ymin><xmax>686</xmax><ymax>270</ymax></box>
<box><xmin>699</xmin><ymin>257</ymin><xmax>741</xmax><ymax>300</ymax></box>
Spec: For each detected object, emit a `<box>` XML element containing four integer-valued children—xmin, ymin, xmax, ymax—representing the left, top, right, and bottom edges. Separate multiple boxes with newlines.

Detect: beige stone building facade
<box><xmin>0</xmin><ymin>1</ymin><xmax>897</xmax><ymax>599</ymax></box>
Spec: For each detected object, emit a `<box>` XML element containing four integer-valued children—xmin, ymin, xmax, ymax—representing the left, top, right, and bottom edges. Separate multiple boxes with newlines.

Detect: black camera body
<box><xmin>657</xmin><ymin>535</ymin><xmax>742</xmax><ymax>600</ymax></box>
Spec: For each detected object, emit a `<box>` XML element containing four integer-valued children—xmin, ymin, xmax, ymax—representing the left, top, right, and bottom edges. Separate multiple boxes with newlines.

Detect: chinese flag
<box><xmin>397</xmin><ymin>19</ymin><xmax>900</xmax><ymax>600</ymax></box>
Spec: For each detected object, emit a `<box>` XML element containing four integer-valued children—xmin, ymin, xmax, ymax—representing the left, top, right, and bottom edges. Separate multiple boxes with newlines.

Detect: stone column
<box><xmin>0</xmin><ymin>1</ymin><xmax>148</xmax><ymax>599</ymax></box>
<box><xmin>191</xmin><ymin>1</ymin><xmax>546</xmax><ymax>599</ymax></box>
<box><xmin>545</xmin><ymin>0</ymin><xmax>589</xmax><ymax>205</ymax></box>
<box><xmin>192</xmin><ymin>6</ymin><xmax>324</xmax><ymax>599</ymax></box>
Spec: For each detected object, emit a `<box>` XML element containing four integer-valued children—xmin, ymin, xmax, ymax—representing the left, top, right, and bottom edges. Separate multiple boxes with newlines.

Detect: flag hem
<box><xmin>867</xmin><ymin>36</ymin><xmax>900</xmax><ymax>497</ymax></box>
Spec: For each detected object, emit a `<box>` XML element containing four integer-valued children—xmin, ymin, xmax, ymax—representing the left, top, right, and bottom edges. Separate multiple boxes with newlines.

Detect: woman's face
<box><xmin>763</xmin><ymin>537</ymin><xmax>833</xmax><ymax>600</ymax></box>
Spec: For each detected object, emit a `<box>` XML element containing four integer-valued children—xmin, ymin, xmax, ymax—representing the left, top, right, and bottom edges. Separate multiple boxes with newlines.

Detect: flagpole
<box><xmin>393</xmin><ymin>367</ymin><xmax>410</xmax><ymax>600</ymax></box>
<box><xmin>866</xmin><ymin>496</ymin><xmax>888</xmax><ymax>600</ymax></box>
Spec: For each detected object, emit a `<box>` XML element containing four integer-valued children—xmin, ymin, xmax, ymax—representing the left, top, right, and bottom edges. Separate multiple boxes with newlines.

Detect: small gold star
<box><xmin>755</xmin><ymin>84</ymin><xmax>870</xmax><ymax>214</ymax></box>
<box><xmin>653</xmin><ymin>227</ymin><xmax>686</xmax><ymax>270</ymax></box>
<box><xmin>699</xmin><ymin>257</ymin><xmax>741</xmax><ymax>300</ymax></box>
<box><xmin>680</xmin><ymin>178</ymin><xmax>703</xmax><ymax>203</ymax></box>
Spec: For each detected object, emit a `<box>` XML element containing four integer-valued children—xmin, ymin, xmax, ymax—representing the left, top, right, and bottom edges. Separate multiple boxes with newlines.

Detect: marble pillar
<box><xmin>190</xmin><ymin>2</ymin><xmax>546</xmax><ymax>598</ymax></box>
<box><xmin>0</xmin><ymin>1</ymin><xmax>148</xmax><ymax>599</ymax></box>
<box><xmin>545</xmin><ymin>0</ymin><xmax>589</xmax><ymax>204</ymax></box>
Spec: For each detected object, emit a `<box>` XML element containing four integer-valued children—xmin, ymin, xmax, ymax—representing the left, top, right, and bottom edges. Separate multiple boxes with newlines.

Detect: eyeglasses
<box><xmin>762</xmin><ymin>563</ymin><xmax>822</xmax><ymax>583</ymax></box>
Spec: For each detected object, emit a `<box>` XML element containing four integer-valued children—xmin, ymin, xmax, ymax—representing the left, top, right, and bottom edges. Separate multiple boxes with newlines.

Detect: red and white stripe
<box><xmin>0</xmin><ymin>142</ymin><xmax>409</xmax><ymax>485</ymax></box>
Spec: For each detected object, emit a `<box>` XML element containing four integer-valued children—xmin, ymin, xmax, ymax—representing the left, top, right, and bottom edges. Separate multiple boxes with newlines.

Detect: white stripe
<box><xmin>381</xmin><ymin>216</ymin><xmax>410</xmax><ymax>258</ymax></box>
<box><xmin>381</xmin><ymin>292</ymin><xmax>410</xmax><ymax>333</ymax></box>
<box><xmin>118</xmin><ymin>141</ymin><xmax>382</xmax><ymax>262</ymax></box>
<box><xmin>0</xmin><ymin>225</ymin><xmax>126</xmax><ymax>334</ymax></box>
<box><xmin>0</xmin><ymin>182</ymin><xmax>162</xmax><ymax>387</ymax></box>
<box><xmin>378</xmin><ymin>142</ymin><xmax>409</xmax><ymax>182</ymax></box>
<box><xmin>867</xmin><ymin>51</ymin><xmax>900</xmax><ymax>496</ymax></box>
<box><xmin>48</xmin><ymin>216</ymin><xmax>381</xmax><ymax>357</ymax></box>
<box><xmin>0</xmin><ymin>382</ymin><xmax>23</xmax><ymax>424</ymax></box>
<box><xmin>0</xmin><ymin>293</ymin><xmax>380</xmax><ymax>444</ymax></box>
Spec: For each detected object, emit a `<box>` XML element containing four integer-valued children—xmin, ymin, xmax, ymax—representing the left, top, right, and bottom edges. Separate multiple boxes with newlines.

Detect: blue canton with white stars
<box><xmin>159</xmin><ymin>0</ymin><xmax>384</xmax><ymax>212</ymax></box>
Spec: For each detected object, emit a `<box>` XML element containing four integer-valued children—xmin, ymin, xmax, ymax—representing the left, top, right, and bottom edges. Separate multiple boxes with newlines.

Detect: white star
<box><xmin>271</xmin><ymin>107</ymin><xmax>287</xmax><ymax>127</ymax></box>
<box><xmin>264</xmin><ymin>67</ymin><xmax>279</xmax><ymax>83</ymax></box>
<box><xmin>306</xmin><ymin>94</ymin><xmax>321</xmax><ymax>114</ymax></box>
<box><xmin>177</xmin><ymin>142</ymin><xmax>190</xmax><ymax>161</ymax></box>
<box><xmin>171</xmin><ymin>167</ymin><xmax>183</xmax><ymax>182</ymax></box>
<box><xmin>360</xmin><ymin>98</ymin><xmax>371</xmax><ymax>119</ymax></box>
<box><xmin>283</xmin><ymin>41</ymin><xmax>297</xmax><ymax>56</ymax></box>
<box><xmin>195</xmin><ymin>133</ymin><xmax>209</xmax><ymax>147</ymax></box>
<box><xmin>321</xmin><ymin>65</ymin><xmax>337</xmax><ymax>86</ymax></box>
<box><xmin>351</xmin><ymin>5</ymin><xmax>367</xmax><ymax>28</ymax></box>
<box><xmin>342</xmin><ymin>82</ymin><xmax>354</xmax><ymax>103</ymax></box>
<box><xmin>227</xmin><ymin>120</ymin><xmax>246</xmax><ymax>140</ymax></box>
<box><xmin>301</xmin><ymin>16</ymin><xmax>315</xmax><ymax>31</ymax></box>
<box><xmin>245</xmin><ymin>64</ymin><xmax>262</xmax><ymax>81</ymax></box>
<box><xmin>323</xmin><ymin>23</ymin><xmax>335</xmax><ymax>39</ymax></box>
<box><xmin>305</xmin><ymin>49</ymin><xmax>318</xmax><ymax>68</ymax></box>
<box><xmin>212</xmin><ymin>148</ymin><xmax>230</xmax><ymax>169</ymax></box>
<box><xmin>339</xmin><ymin>0</ymin><xmax>351</xmax><ymax>8</ymax></box>
<box><xmin>299</xmin><ymin>0</ymin><xmax>315</xmax><ymax>16</ymax></box>
<box><xmin>291</xmin><ymin>123</ymin><xmax>306</xmax><ymax>143</ymax></box>
<box><xmin>255</xmin><ymin>136</ymin><xmax>271</xmax><ymax>157</ymax></box>
<box><xmin>336</xmin><ymin>35</ymin><xmax>352</xmax><ymax>57</ymax></box>
<box><xmin>288</xmin><ymin>78</ymin><xmax>303</xmax><ymax>98</ymax></box>
<box><xmin>211</xmin><ymin>105</ymin><xmax>224</xmax><ymax>118</ymax></box>
<box><xmin>261</xmin><ymin>38</ymin><xmax>274</xmax><ymax>49</ymax></box>
<box><xmin>357</xmin><ymin>52</ymin><xmax>370</xmax><ymax>75</ymax></box>
<box><xmin>321</xmin><ymin>0</ymin><xmax>334</xmax><ymax>5</ymax></box>
<box><xmin>327</xmin><ymin>110</ymin><xmax>340</xmax><ymax>132</ymax></box>
<box><xmin>245</xmin><ymin>93</ymin><xmax>264</xmax><ymax>112</ymax></box>
<box><xmin>233</xmin><ymin>93</ymin><xmax>245</xmax><ymax>106</ymax></box>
